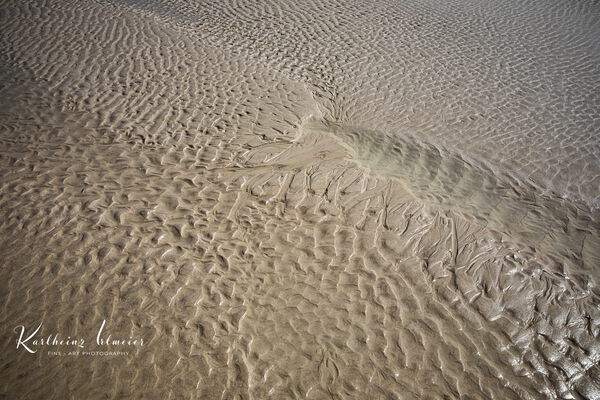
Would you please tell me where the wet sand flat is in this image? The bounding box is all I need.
[1,0,599,399]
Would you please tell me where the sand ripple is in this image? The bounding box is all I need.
[1,0,599,399]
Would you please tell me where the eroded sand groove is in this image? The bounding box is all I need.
[301,117,600,267]
[0,0,599,399]
[130,0,600,208]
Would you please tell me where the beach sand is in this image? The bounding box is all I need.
[1,0,599,398]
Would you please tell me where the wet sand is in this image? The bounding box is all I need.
[1,0,599,399]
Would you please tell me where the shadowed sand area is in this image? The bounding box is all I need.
[1,0,599,399]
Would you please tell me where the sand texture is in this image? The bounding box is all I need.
[1,0,599,399]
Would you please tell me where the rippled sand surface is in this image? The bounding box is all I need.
[1,0,599,399]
